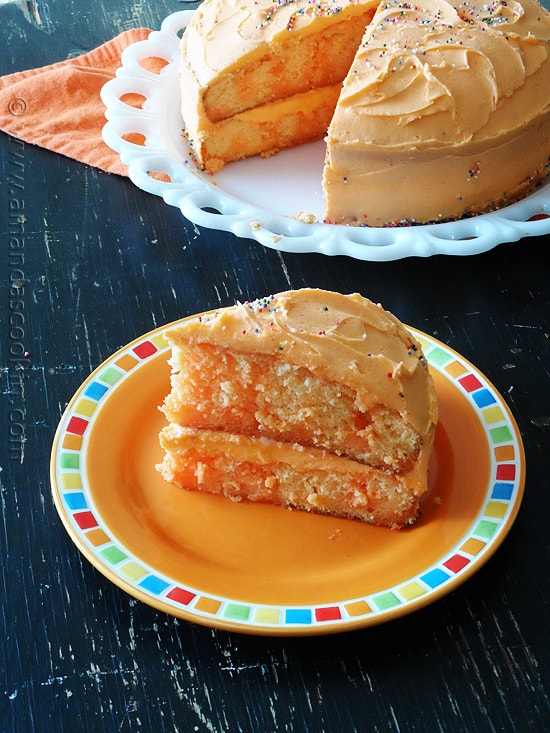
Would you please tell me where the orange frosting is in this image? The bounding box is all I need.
[324,0,550,224]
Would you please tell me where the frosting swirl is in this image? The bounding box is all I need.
[333,0,549,146]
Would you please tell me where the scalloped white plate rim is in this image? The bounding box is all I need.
[101,10,550,261]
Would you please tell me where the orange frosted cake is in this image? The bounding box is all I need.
[157,289,438,528]
[180,0,550,225]
[180,0,378,174]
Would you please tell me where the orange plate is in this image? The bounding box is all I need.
[50,321,525,635]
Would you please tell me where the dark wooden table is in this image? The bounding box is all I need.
[1,1,549,731]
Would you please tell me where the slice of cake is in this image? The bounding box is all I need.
[179,0,550,225]
[157,289,438,528]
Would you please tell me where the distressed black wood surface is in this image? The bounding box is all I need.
[1,1,550,731]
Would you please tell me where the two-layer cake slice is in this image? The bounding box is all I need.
[157,289,438,528]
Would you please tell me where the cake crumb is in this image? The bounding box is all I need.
[293,211,318,224]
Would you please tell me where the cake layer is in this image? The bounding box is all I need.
[163,343,423,473]
[202,13,373,123]
[181,0,378,103]
[163,290,437,436]
[186,85,341,174]
[158,424,429,528]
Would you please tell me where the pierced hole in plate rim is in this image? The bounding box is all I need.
[138,56,170,74]
[426,223,482,242]
[343,224,396,245]
[428,233,481,242]
[200,206,223,215]
[122,132,147,147]
[528,212,550,221]
[119,92,148,110]
[146,170,173,183]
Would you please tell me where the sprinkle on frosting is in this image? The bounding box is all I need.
[467,161,481,181]
[324,0,550,225]
[256,0,344,29]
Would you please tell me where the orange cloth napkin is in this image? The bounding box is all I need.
[0,28,152,176]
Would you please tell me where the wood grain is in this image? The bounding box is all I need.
[1,1,549,731]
